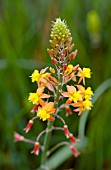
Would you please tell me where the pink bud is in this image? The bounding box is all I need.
[31,142,40,156]
[69,133,77,144]
[63,64,67,72]
[31,104,38,113]
[68,50,78,61]
[64,125,70,138]
[51,57,58,65]
[47,49,54,58]
[60,53,65,60]
[24,120,33,133]
[68,44,74,52]
[14,132,24,142]
[70,145,80,157]
[65,106,72,116]
[72,64,79,72]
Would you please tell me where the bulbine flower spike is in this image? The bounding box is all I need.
[14,17,93,166]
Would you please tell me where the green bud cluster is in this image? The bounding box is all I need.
[50,18,72,47]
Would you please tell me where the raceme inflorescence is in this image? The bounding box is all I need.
[14,18,93,166]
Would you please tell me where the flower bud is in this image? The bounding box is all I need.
[50,18,72,47]
[72,64,79,72]
[63,64,67,72]
[65,106,72,116]
[47,49,55,58]
[69,145,80,157]
[51,57,58,65]
[68,44,74,52]
[68,50,78,61]
[49,40,56,48]
[69,133,77,144]
[14,132,24,142]
[24,120,34,133]
[60,53,65,60]
[31,142,40,156]
[31,104,38,113]
[64,124,70,138]
[49,67,55,74]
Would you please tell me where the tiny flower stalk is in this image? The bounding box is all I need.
[14,18,93,169]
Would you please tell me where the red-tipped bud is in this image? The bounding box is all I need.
[48,75,57,83]
[72,64,79,72]
[47,49,54,58]
[60,53,65,60]
[65,106,72,116]
[63,64,67,72]
[31,104,38,113]
[68,50,78,61]
[14,132,24,142]
[24,120,34,133]
[31,142,40,156]
[51,57,58,65]
[70,145,80,157]
[68,44,74,52]
[64,125,70,138]
[69,133,77,144]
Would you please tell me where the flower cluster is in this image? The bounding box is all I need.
[14,18,93,160]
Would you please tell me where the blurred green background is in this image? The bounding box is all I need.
[0,0,111,170]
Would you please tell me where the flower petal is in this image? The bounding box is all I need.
[66,98,72,104]
[40,67,48,74]
[39,98,45,106]
[62,92,71,97]
[44,102,54,111]
[48,108,56,114]
[66,85,76,94]
[37,87,45,96]
[40,93,50,98]
[72,101,82,107]
[46,83,54,92]
[48,116,54,121]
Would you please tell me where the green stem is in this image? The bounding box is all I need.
[40,67,63,169]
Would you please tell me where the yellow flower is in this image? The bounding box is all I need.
[37,109,50,121]
[77,85,93,100]
[31,70,40,82]
[69,91,81,103]
[28,87,50,105]
[78,67,91,84]
[62,85,82,104]
[30,67,50,83]
[82,100,92,110]
[37,102,56,121]
[28,93,39,104]
[84,87,93,100]
[72,99,92,115]
[64,64,73,75]
[49,67,55,74]
[82,68,91,78]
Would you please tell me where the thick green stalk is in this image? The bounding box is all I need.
[40,67,63,169]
